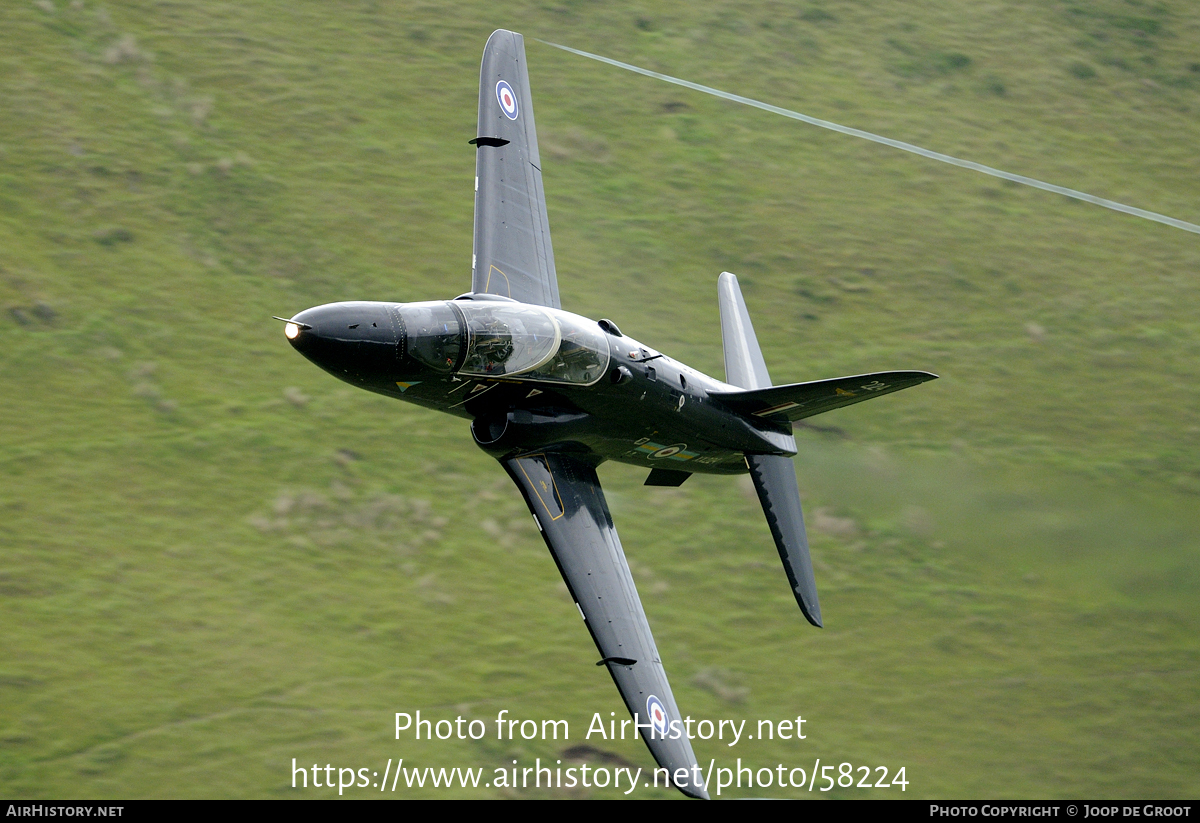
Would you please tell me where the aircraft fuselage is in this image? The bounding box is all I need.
[286,296,796,475]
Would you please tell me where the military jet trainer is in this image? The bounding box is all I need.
[279,29,936,799]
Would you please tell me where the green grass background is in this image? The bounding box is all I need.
[2,0,1198,799]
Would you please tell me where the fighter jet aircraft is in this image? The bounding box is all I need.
[279,29,936,799]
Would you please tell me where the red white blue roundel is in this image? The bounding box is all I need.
[496,80,518,120]
[646,695,669,738]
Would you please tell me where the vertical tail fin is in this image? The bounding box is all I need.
[718,272,823,627]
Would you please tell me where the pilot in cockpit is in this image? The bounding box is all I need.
[470,318,514,373]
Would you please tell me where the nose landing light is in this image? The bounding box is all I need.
[272,316,313,340]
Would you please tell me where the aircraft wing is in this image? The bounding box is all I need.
[471,30,561,309]
[709,370,938,423]
[502,451,709,799]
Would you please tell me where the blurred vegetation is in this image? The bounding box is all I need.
[1,0,1197,799]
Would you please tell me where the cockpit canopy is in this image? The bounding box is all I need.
[399,301,611,386]
[459,302,560,377]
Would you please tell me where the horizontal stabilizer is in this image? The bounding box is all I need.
[746,454,822,627]
[717,272,771,390]
[710,371,937,423]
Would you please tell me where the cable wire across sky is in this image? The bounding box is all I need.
[540,40,1200,236]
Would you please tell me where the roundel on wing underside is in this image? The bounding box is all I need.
[496,80,518,120]
[646,695,669,738]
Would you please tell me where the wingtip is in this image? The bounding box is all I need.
[800,595,823,628]
[488,28,523,43]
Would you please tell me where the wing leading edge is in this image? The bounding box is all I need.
[502,451,709,799]
[471,30,560,308]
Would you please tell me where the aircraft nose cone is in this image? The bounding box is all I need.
[284,301,399,385]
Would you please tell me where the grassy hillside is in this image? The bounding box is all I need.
[1,0,1197,798]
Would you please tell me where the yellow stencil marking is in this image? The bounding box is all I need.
[517,454,565,521]
[484,265,512,298]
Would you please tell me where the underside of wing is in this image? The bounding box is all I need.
[502,450,708,799]
[471,30,560,309]
[710,370,938,423]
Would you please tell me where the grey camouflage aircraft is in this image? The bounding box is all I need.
[279,29,936,799]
